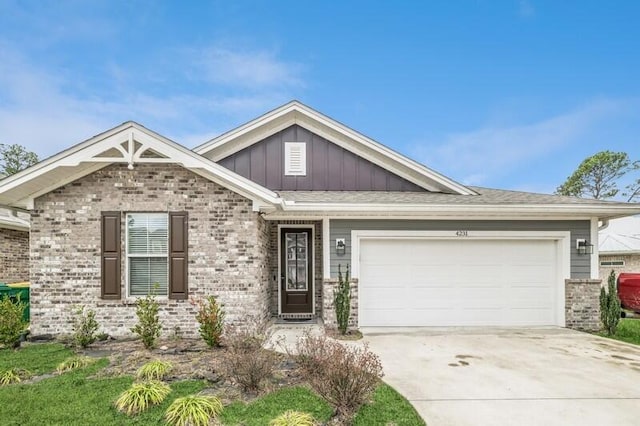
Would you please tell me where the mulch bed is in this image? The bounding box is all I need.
[78,337,305,403]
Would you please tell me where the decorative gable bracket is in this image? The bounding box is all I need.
[56,127,205,170]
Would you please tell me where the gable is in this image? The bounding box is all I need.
[196,101,477,195]
[0,122,281,210]
[218,125,425,192]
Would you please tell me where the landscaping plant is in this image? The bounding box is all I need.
[296,333,384,419]
[192,295,225,348]
[56,355,95,373]
[131,293,162,349]
[221,322,279,393]
[600,270,622,336]
[270,410,315,426]
[0,294,28,349]
[165,394,224,426]
[0,368,31,386]
[137,359,173,381]
[114,380,171,416]
[71,305,100,348]
[334,264,351,335]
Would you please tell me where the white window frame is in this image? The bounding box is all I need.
[125,212,169,298]
[284,142,307,176]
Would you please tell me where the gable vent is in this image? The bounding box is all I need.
[284,142,307,176]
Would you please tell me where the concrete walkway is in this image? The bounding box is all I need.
[362,327,640,426]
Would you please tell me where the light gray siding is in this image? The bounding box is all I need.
[330,219,591,279]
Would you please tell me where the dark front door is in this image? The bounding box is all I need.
[280,228,313,314]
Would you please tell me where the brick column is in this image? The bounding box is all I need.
[322,278,358,328]
[565,279,601,331]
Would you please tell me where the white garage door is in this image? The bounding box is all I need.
[359,238,560,327]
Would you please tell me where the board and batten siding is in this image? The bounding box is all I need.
[217,125,425,192]
[329,219,591,279]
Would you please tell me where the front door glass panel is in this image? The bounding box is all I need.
[285,232,308,291]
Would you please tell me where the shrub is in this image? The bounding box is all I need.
[334,264,351,335]
[71,305,100,348]
[295,333,383,418]
[131,293,162,349]
[165,394,224,426]
[601,270,622,336]
[192,295,225,348]
[56,355,95,373]
[114,380,171,416]
[270,410,315,426]
[0,294,28,349]
[0,368,31,386]
[137,359,173,381]
[220,323,278,393]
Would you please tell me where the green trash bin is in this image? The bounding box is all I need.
[0,284,30,323]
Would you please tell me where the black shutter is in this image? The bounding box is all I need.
[101,212,121,299]
[169,212,188,300]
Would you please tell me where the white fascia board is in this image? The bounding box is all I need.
[0,219,29,231]
[195,101,476,196]
[599,250,640,256]
[275,201,640,218]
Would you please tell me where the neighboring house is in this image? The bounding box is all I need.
[0,208,29,283]
[0,101,639,336]
[598,215,640,280]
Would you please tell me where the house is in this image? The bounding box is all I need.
[0,101,638,336]
[598,215,640,280]
[0,208,30,283]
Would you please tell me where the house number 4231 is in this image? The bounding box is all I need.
[456,230,469,237]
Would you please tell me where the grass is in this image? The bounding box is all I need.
[353,383,425,425]
[0,343,73,374]
[221,386,333,425]
[0,343,425,425]
[0,357,205,426]
[602,318,640,345]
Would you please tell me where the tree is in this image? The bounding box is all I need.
[555,151,633,199]
[0,143,39,177]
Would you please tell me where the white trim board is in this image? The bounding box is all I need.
[350,229,571,327]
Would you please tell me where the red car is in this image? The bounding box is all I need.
[617,273,640,313]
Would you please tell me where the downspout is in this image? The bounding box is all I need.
[598,219,610,231]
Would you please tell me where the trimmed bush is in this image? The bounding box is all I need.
[131,293,162,349]
[71,305,100,348]
[0,294,28,349]
[165,394,224,426]
[296,333,383,418]
[601,270,622,336]
[270,410,315,426]
[114,380,171,416]
[137,359,173,381]
[192,295,225,348]
[220,324,278,393]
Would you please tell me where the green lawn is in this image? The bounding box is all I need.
[602,318,640,345]
[0,343,425,425]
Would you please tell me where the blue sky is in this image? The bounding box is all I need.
[1,0,639,194]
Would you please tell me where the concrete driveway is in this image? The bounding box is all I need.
[363,327,640,426]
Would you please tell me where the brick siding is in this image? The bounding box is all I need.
[30,163,269,337]
[0,228,29,283]
[565,278,601,331]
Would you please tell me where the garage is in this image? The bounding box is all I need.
[357,232,567,327]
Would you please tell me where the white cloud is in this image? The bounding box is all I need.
[413,99,626,186]
[518,0,535,18]
[192,46,304,89]
[0,42,305,157]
